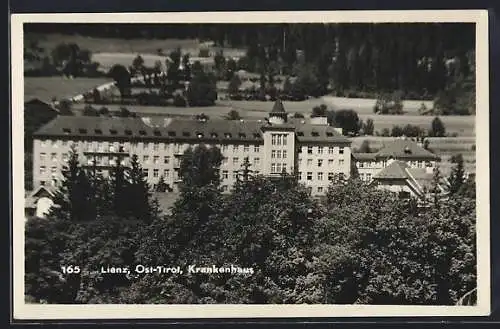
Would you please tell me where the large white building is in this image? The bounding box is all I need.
[31,100,352,196]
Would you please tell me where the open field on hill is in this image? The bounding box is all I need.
[24,77,113,103]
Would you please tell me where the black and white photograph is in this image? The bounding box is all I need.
[11,11,490,319]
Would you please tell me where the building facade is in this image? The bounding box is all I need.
[32,100,352,196]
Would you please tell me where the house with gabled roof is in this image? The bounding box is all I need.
[352,138,441,183]
[25,185,57,220]
[369,159,447,201]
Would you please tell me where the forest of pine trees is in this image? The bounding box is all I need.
[25,23,476,113]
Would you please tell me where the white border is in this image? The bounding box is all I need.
[11,10,490,320]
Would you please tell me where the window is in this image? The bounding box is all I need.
[298,158,302,165]
[163,169,170,178]
[271,150,276,159]
[298,172,302,180]
[52,140,58,148]
[143,169,149,177]
[339,159,344,166]
[282,135,287,146]
[51,153,57,161]
[282,163,287,172]
[328,172,334,181]
[222,145,228,152]
[272,134,277,145]
[41,140,47,147]
[164,156,170,164]
[244,145,249,152]
[254,145,260,153]
[307,187,312,195]
[328,146,334,154]
[233,171,239,179]
[153,169,159,178]
[153,156,159,164]
[339,147,344,154]
[307,159,312,166]
[164,143,170,151]
[153,143,159,151]
[399,191,411,199]
[223,157,228,165]
[174,144,181,153]
[62,153,68,162]
[222,185,228,192]
[50,166,57,174]
[98,143,104,152]
[318,159,323,167]
[143,155,149,164]
[277,150,282,159]
[366,173,372,181]
[417,161,423,168]
[233,157,239,165]
[154,130,161,137]
[254,157,260,166]
[318,172,323,180]
[317,186,323,193]
[125,129,133,136]
[62,140,68,147]
[307,146,313,154]
[283,150,287,159]
[39,166,46,174]
[328,159,334,166]
[360,173,365,181]
[276,163,282,173]
[307,172,313,180]
[426,161,432,167]
[40,153,46,161]
[222,170,228,179]
[233,145,239,152]
[271,163,276,173]
[318,147,324,155]
[359,162,364,168]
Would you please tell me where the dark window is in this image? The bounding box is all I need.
[153,130,161,136]
[326,132,333,137]
[183,131,190,137]
[253,133,260,139]
[399,191,411,199]
[297,131,304,136]
[95,129,102,135]
[110,129,117,135]
[211,133,218,138]
[125,129,132,136]
[79,128,87,134]
[225,133,232,138]
[139,130,146,136]
[239,133,246,138]
[63,128,71,134]
[312,131,319,137]
[168,131,176,137]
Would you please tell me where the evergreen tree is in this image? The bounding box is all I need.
[109,159,129,216]
[429,116,446,137]
[448,154,466,195]
[123,154,152,222]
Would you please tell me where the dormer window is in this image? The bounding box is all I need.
[297,131,304,136]
[139,130,146,136]
[326,132,333,137]
[168,131,176,137]
[197,132,204,138]
[95,129,103,135]
[63,128,71,134]
[153,130,161,136]
[183,131,190,137]
[311,131,319,137]
[253,133,260,139]
[239,133,246,139]
[79,128,87,134]
[125,129,132,136]
[211,133,218,138]
[110,129,117,135]
[225,133,232,139]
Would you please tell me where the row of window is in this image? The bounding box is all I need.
[359,173,373,181]
[299,158,345,167]
[271,150,287,159]
[298,172,345,181]
[270,163,290,174]
[357,160,433,168]
[39,152,69,162]
[222,157,261,166]
[271,133,288,146]
[299,146,344,155]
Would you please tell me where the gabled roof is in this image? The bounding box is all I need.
[373,160,410,179]
[375,139,440,160]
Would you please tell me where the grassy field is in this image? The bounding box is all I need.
[24,76,113,103]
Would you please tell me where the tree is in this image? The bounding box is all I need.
[429,116,446,137]
[225,109,242,120]
[122,154,153,222]
[380,128,390,137]
[311,104,328,118]
[108,64,131,98]
[186,69,218,106]
[363,118,375,135]
[358,140,371,153]
[155,175,168,192]
[179,144,223,189]
[391,125,404,137]
[56,99,73,115]
[448,154,466,195]
[82,105,99,116]
[228,74,242,96]
[132,55,145,71]
[293,112,305,119]
[333,109,361,136]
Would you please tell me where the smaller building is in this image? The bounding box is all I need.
[25,185,56,220]
[370,159,447,201]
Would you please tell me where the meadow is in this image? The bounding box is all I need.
[24,76,113,103]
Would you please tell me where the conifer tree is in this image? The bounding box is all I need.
[448,154,466,195]
[124,154,152,222]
